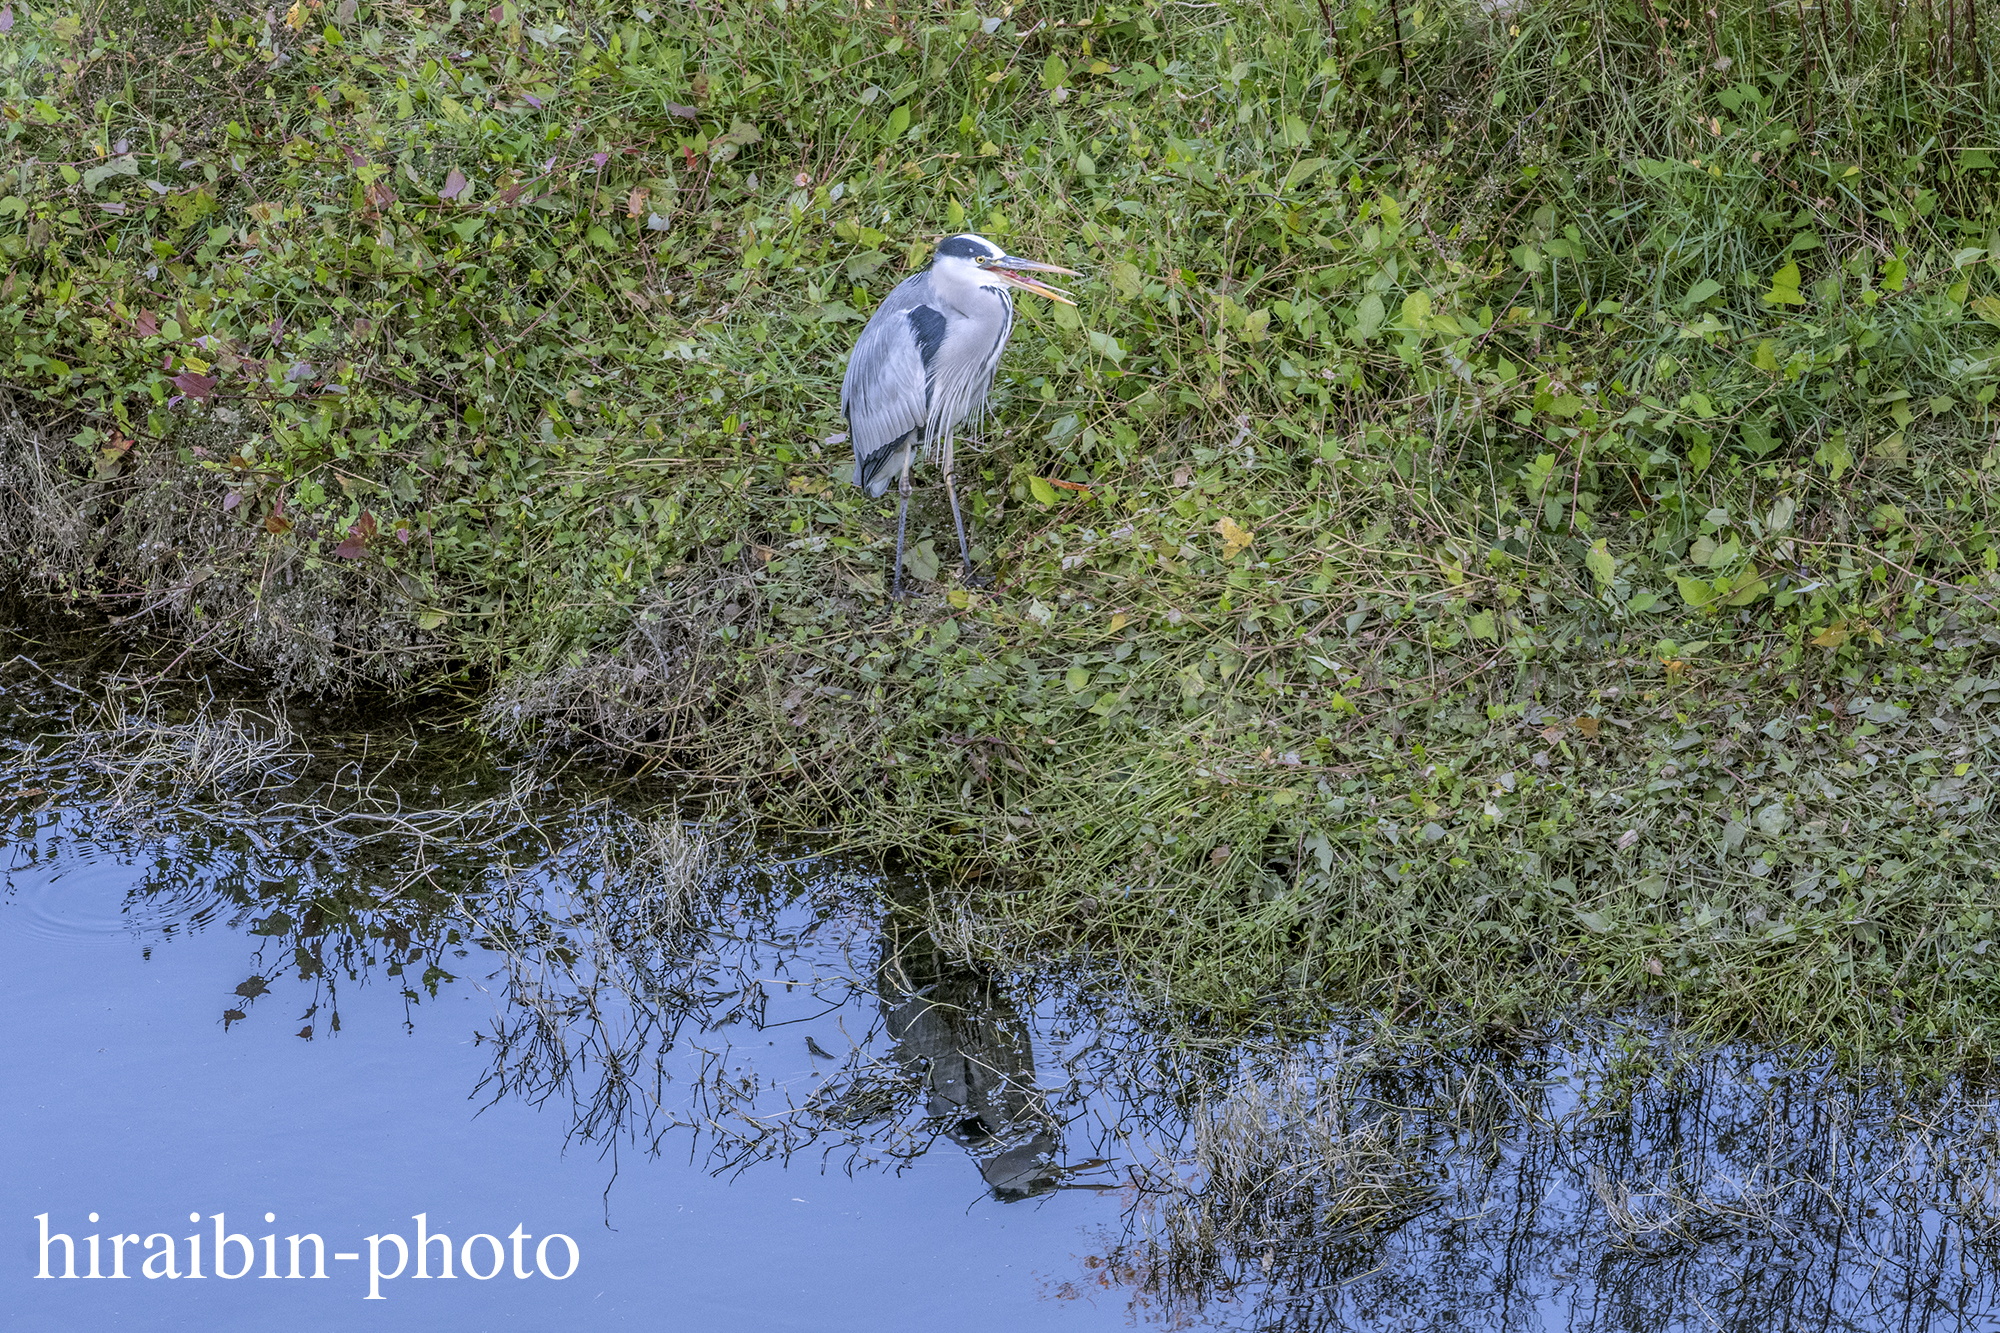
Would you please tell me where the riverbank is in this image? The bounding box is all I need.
[5,0,2000,1059]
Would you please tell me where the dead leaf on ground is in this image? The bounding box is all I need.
[1216,516,1253,559]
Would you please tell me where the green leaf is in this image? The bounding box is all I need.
[1041,53,1068,90]
[1585,539,1616,589]
[1086,330,1125,362]
[1723,568,1770,606]
[904,537,940,583]
[1765,262,1806,305]
[586,224,615,249]
[81,156,139,192]
[1282,158,1328,191]
[887,103,910,136]
[1399,289,1432,330]
[1467,609,1497,641]
[1753,339,1780,372]
[1353,293,1384,341]
[1682,277,1723,307]
[1815,431,1852,480]
[1677,575,1722,610]
[1066,666,1091,692]
[1029,475,1058,506]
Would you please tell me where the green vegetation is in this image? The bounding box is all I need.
[6,0,2000,1060]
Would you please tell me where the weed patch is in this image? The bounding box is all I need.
[6,0,2000,1056]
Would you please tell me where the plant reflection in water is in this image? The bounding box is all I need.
[4,647,2000,1330]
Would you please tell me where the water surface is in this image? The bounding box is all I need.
[5,642,2000,1332]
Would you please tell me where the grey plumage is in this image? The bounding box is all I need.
[839,233,1077,598]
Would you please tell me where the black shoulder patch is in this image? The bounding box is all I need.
[934,234,992,261]
[907,305,948,371]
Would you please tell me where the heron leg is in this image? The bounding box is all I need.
[891,449,914,601]
[940,440,992,588]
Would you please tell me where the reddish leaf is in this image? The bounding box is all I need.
[171,370,218,401]
[134,309,159,338]
[664,102,697,120]
[487,3,502,18]
[364,180,396,210]
[490,182,527,208]
[0,8,13,34]
[682,146,698,172]
[626,186,648,218]
[222,490,242,512]
[264,514,292,535]
[522,93,543,109]
[343,145,367,169]
[333,510,377,559]
[94,436,135,480]
[440,168,468,200]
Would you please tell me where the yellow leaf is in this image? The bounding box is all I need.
[1812,622,1850,649]
[1216,516,1253,559]
[1108,612,1128,634]
[285,0,308,30]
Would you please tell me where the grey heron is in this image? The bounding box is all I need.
[841,232,1079,599]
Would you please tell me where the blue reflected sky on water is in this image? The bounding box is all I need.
[6,647,2000,1333]
[2,830,1138,1332]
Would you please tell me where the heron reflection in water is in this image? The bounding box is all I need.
[877,919,1061,1200]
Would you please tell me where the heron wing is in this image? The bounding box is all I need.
[842,278,935,496]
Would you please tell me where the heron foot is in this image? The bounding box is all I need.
[959,567,995,589]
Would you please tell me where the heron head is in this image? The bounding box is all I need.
[933,233,1079,306]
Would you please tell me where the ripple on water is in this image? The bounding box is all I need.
[2,850,233,947]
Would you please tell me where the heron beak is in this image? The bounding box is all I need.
[980,255,1080,306]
